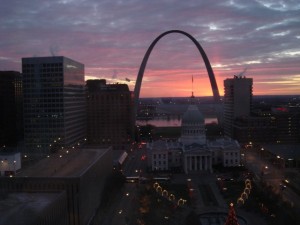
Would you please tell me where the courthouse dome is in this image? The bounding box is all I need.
[182,105,204,124]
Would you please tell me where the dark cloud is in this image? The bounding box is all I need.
[0,0,299,96]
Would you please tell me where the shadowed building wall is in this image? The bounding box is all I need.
[0,147,112,225]
[86,79,134,150]
[223,76,253,138]
[0,71,23,147]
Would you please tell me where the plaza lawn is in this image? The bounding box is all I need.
[219,179,300,225]
[198,184,219,207]
[218,180,245,205]
[136,184,190,225]
[159,183,191,204]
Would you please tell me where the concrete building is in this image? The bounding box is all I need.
[231,106,300,144]
[22,56,86,154]
[86,79,134,150]
[0,192,68,225]
[233,116,277,144]
[146,103,241,174]
[223,76,253,138]
[0,147,112,225]
[0,71,23,147]
[223,76,300,144]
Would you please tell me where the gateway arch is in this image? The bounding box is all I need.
[134,30,221,121]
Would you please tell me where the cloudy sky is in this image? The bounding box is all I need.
[1,0,299,97]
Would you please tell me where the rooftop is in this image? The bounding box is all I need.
[0,192,63,225]
[262,144,300,159]
[182,105,204,124]
[18,148,110,177]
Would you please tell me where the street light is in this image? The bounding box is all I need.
[13,160,16,174]
[260,147,265,158]
[284,179,289,184]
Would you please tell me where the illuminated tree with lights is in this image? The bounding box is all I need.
[224,203,240,225]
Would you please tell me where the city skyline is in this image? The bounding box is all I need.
[0,0,299,97]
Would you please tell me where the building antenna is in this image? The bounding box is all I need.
[191,75,195,98]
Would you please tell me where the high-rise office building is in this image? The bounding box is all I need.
[272,106,300,144]
[86,79,134,150]
[223,76,253,138]
[0,71,23,147]
[22,56,86,154]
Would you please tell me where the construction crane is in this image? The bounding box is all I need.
[234,68,247,78]
[238,68,247,76]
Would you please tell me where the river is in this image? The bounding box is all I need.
[136,117,217,127]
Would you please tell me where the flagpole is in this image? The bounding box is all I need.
[192,75,194,98]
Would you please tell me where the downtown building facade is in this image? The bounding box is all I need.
[147,104,241,174]
[223,76,300,144]
[86,79,134,150]
[232,116,277,143]
[0,147,112,225]
[223,75,280,144]
[0,71,23,148]
[22,56,86,154]
[223,75,253,138]
[271,106,300,144]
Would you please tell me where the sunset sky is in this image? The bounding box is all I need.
[0,0,299,97]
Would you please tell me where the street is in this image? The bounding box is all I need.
[123,143,147,177]
[243,147,300,213]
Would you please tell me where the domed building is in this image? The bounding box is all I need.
[180,105,206,145]
[146,102,241,174]
[179,104,213,173]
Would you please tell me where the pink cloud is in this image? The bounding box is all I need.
[1,0,300,97]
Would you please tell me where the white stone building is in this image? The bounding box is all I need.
[147,140,182,171]
[146,103,241,174]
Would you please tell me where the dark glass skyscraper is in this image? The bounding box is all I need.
[0,71,23,147]
[22,56,86,154]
